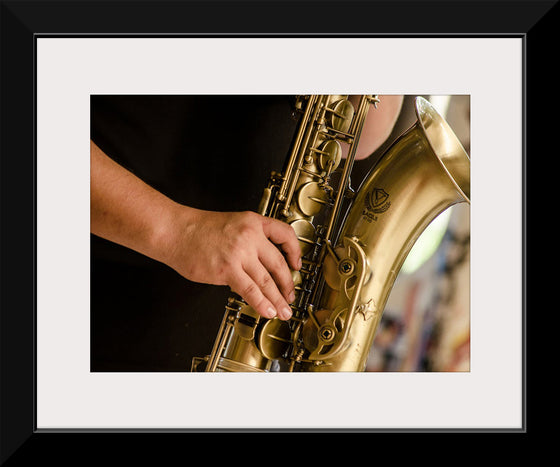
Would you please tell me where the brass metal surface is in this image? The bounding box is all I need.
[193,95,470,373]
[297,182,330,217]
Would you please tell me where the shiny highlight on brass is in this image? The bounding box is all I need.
[192,95,470,372]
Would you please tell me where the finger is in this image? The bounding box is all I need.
[262,218,302,271]
[244,261,293,321]
[229,269,277,320]
[258,243,296,304]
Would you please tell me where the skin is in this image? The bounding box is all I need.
[351,95,403,160]
[90,95,403,322]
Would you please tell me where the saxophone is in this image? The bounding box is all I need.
[192,95,470,372]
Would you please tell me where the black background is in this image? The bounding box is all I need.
[1,0,552,463]
[90,94,299,371]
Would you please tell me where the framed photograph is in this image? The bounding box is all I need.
[1,0,548,461]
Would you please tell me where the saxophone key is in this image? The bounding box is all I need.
[297,182,330,217]
[315,140,342,173]
[326,98,355,133]
[289,218,316,257]
[256,318,293,360]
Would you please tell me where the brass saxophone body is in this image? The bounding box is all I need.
[193,95,470,372]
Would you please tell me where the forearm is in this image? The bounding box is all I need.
[90,140,188,264]
[350,95,404,160]
[90,139,300,320]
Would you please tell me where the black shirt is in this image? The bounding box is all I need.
[90,95,298,371]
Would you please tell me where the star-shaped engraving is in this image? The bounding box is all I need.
[356,299,377,321]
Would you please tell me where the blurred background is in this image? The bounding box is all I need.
[353,95,471,372]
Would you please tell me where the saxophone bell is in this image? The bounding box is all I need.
[194,95,470,373]
[300,96,470,371]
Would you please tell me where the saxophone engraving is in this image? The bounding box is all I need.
[192,95,470,372]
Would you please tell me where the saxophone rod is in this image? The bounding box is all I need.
[324,96,372,242]
[278,95,319,203]
[205,307,236,371]
[280,95,327,212]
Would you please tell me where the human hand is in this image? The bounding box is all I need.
[161,208,302,321]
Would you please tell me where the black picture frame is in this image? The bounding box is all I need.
[1,0,552,462]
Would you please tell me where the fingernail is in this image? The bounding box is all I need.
[288,291,295,303]
[267,307,277,319]
[298,258,302,270]
[282,307,292,320]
